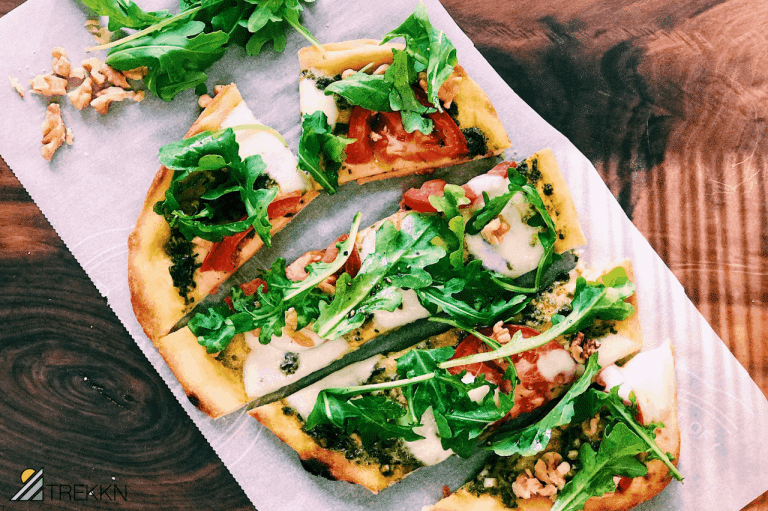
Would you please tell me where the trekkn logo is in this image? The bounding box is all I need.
[10,468,43,501]
[8,467,128,503]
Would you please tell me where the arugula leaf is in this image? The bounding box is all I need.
[575,387,683,481]
[80,0,170,30]
[105,21,228,100]
[297,111,355,194]
[305,393,423,448]
[441,268,636,368]
[429,184,469,270]
[153,128,278,244]
[386,49,435,133]
[86,0,320,100]
[487,354,601,456]
[323,73,391,112]
[551,423,651,511]
[313,213,446,339]
[381,1,457,109]
[188,213,362,351]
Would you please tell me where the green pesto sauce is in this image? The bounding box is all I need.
[164,226,200,305]
[466,414,608,507]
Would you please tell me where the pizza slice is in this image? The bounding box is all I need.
[296,4,512,191]
[247,260,648,493]
[428,339,680,511]
[152,149,586,418]
[128,84,320,343]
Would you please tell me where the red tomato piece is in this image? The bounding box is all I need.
[224,278,268,310]
[267,192,304,219]
[200,227,252,273]
[321,234,362,278]
[344,102,468,165]
[487,160,517,178]
[401,179,479,213]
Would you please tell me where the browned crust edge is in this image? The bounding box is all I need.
[299,40,512,185]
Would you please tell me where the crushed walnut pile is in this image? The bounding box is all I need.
[511,452,572,500]
[10,46,148,161]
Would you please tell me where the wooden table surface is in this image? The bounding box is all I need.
[1,0,766,509]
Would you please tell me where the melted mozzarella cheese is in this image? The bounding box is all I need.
[358,228,377,262]
[372,289,431,330]
[300,78,339,129]
[461,374,491,403]
[596,333,641,368]
[403,408,454,466]
[285,356,382,419]
[536,349,576,382]
[219,101,311,194]
[242,333,350,399]
[613,340,676,424]
[464,175,544,278]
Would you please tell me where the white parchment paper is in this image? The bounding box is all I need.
[1,0,767,509]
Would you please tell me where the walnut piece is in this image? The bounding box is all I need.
[67,77,93,110]
[491,321,511,344]
[569,332,601,363]
[121,66,148,80]
[100,65,130,89]
[418,65,463,109]
[511,470,544,499]
[480,217,511,245]
[81,57,106,85]
[85,18,113,45]
[9,76,24,98]
[51,47,71,78]
[29,74,67,96]
[91,87,136,114]
[69,67,87,80]
[41,103,66,161]
[534,452,570,490]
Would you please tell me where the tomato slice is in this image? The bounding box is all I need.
[345,107,375,164]
[345,103,468,165]
[200,227,253,273]
[268,192,304,219]
[321,234,362,278]
[487,160,517,178]
[401,179,478,213]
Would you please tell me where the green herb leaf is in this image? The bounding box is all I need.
[429,184,469,270]
[381,1,457,109]
[324,74,392,113]
[153,128,278,244]
[313,213,446,339]
[80,0,170,31]
[551,423,651,511]
[487,354,601,456]
[297,111,355,194]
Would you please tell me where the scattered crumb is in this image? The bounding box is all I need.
[213,84,226,95]
[29,74,67,96]
[41,103,66,161]
[51,47,71,78]
[133,90,145,102]
[65,128,74,145]
[9,76,24,97]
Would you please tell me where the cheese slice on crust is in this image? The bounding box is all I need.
[152,149,586,419]
[298,39,512,185]
[127,84,319,343]
[247,260,640,493]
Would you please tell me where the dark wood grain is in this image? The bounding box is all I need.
[0,0,766,510]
